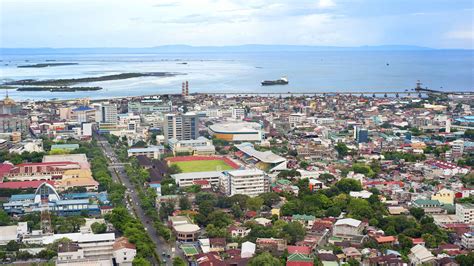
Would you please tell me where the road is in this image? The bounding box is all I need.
[95,135,176,266]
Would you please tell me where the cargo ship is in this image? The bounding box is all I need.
[261,76,288,86]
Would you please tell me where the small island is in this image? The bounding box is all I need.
[17,62,79,68]
[16,86,102,92]
[4,72,182,86]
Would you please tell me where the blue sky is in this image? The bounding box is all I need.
[1,0,473,48]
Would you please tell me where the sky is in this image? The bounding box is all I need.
[0,0,473,49]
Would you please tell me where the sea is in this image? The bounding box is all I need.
[0,50,473,100]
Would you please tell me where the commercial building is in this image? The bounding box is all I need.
[456,203,474,224]
[235,142,287,172]
[168,136,215,155]
[5,161,81,182]
[127,145,164,159]
[72,106,96,123]
[3,182,106,216]
[172,171,223,187]
[209,122,264,142]
[461,232,474,249]
[128,99,172,114]
[333,218,364,237]
[163,113,199,142]
[354,126,368,144]
[220,169,267,197]
[289,113,306,128]
[431,188,455,205]
[0,222,28,245]
[96,103,118,125]
[0,115,29,134]
[169,216,200,242]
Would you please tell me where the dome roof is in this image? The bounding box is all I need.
[2,96,16,105]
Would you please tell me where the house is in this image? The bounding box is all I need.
[349,190,373,199]
[333,218,363,237]
[241,241,256,258]
[255,217,272,226]
[375,236,397,245]
[292,214,316,230]
[286,253,313,266]
[288,246,312,255]
[368,254,404,265]
[431,188,455,205]
[209,238,226,252]
[316,253,339,266]
[113,237,137,266]
[408,244,435,265]
[228,225,251,238]
[256,238,287,252]
[342,247,361,262]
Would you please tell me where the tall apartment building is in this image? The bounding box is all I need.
[220,169,267,197]
[456,203,474,224]
[354,126,369,144]
[95,103,118,124]
[163,113,198,142]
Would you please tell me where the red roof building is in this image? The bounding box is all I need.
[0,180,55,189]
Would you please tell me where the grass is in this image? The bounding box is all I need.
[181,245,199,256]
[172,160,234,173]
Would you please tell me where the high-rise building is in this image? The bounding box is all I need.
[95,103,117,124]
[182,81,189,97]
[220,169,267,197]
[163,113,198,142]
[354,126,369,143]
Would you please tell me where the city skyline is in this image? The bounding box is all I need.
[1,0,473,49]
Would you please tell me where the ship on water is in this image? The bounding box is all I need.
[261,76,288,86]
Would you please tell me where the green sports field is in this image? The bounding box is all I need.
[172,160,234,173]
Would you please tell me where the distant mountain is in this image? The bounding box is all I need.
[0,44,440,55]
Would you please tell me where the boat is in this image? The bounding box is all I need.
[261,76,288,86]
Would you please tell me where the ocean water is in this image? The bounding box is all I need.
[0,50,472,100]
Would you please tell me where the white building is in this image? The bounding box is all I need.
[333,218,363,237]
[95,103,118,125]
[461,232,474,249]
[232,107,246,120]
[168,136,215,155]
[456,203,474,224]
[408,244,435,265]
[172,171,223,187]
[127,146,164,159]
[220,169,267,197]
[289,113,306,128]
[0,222,28,245]
[241,241,256,258]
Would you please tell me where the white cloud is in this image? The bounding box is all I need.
[317,0,336,8]
[446,30,473,40]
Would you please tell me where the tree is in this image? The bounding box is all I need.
[335,178,362,193]
[6,240,19,252]
[326,206,341,217]
[282,221,306,244]
[0,210,11,226]
[132,257,152,266]
[259,192,281,207]
[91,222,107,234]
[456,252,474,266]
[247,197,264,211]
[207,211,233,228]
[335,143,349,158]
[348,259,360,266]
[409,207,425,220]
[398,234,413,251]
[173,257,187,266]
[179,196,191,210]
[249,252,282,266]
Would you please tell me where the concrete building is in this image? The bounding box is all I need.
[172,171,223,187]
[456,203,474,224]
[163,113,199,142]
[127,99,172,114]
[96,103,118,125]
[408,245,435,265]
[127,146,164,159]
[333,218,364,237]
[209,122,264,142]
[220,169,267,197]
[0,222,28,245]
[169,216,200,242]
[168,136,215,155]
[235,142,287,172]
[461,232,474,249]
[431,188,455,205]
[232,107,246,120]
[289,113,306,128]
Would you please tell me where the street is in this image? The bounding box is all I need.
[95,135,177,266]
